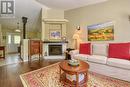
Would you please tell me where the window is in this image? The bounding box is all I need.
[14,35,20,44]
[8,35,11,44]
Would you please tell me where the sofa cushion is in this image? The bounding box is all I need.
[87,55,107,64]
[79,43,91,55]
[92,43,108,56]
[73,54,88,61]
[108,43,130,60]
[107,58,130,69]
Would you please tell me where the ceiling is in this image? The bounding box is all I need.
[0,0,108,32]
[0,0,46,31]
[36,0,108,10]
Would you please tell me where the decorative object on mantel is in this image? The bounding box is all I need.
[61,36,66,42]
[87,21,114,41]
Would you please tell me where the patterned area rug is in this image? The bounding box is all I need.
[20,62,130,87]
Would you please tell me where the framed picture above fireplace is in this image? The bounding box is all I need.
[49,29,61,40]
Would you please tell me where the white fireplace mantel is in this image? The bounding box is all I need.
[43,18,68,23]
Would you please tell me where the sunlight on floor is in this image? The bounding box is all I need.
[0,53,22,66]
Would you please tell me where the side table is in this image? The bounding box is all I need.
[0,46,5,59]
[59,60,89,87]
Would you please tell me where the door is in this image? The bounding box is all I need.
[6,33,21,54]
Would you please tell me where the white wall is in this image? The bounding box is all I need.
[65,0,130,47]
[21,39,29,61]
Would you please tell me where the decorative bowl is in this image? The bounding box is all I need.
[68,59,80,66]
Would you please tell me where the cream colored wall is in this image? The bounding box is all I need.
[27,31,40,39]
[41,8,67,41]
[1,29,40,45]
[43,23,66,41]
[0,24,2,45]
[42,8,64,19]
[65,0,130,47]
[1,29,20,45]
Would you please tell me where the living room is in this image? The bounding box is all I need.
[0,0,130,87]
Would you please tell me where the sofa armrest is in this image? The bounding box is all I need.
[69,50,79,59]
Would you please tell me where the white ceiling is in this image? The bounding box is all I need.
[0,0,108,32]
[36,0,108,10]
[0,0,47,31]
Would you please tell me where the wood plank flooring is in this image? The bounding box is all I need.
[0,59,63,87]
[0,54,22,66]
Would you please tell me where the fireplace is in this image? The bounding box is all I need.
[43,41,68,59]
[48,45,62,56]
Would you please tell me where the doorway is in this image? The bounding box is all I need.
[0,33,22,66]
[6,33,21,54]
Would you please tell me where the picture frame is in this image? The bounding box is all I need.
[49,29,61,40]
[87,21,114,41]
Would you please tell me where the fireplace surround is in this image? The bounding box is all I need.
[43,41,68,59]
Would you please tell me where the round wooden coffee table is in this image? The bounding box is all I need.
[59,60,89,87]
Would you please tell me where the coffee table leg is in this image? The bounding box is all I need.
[60,68,61,82]
[85,72,88,87]
[76,73,79,87]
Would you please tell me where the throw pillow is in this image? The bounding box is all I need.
[108,43,130,60]
[92,43,108,56]
[79,43,91,55]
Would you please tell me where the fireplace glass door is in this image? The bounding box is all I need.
[49,45,62,56]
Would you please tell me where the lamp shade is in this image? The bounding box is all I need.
[72,29,83,49]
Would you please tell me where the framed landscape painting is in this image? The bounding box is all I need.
[87,21,114,41]
[49,29,61,40]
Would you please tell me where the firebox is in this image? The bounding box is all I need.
[48,45,62,56]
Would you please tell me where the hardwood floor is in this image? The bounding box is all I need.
[0,54,22,67]
[0,59,63,87]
